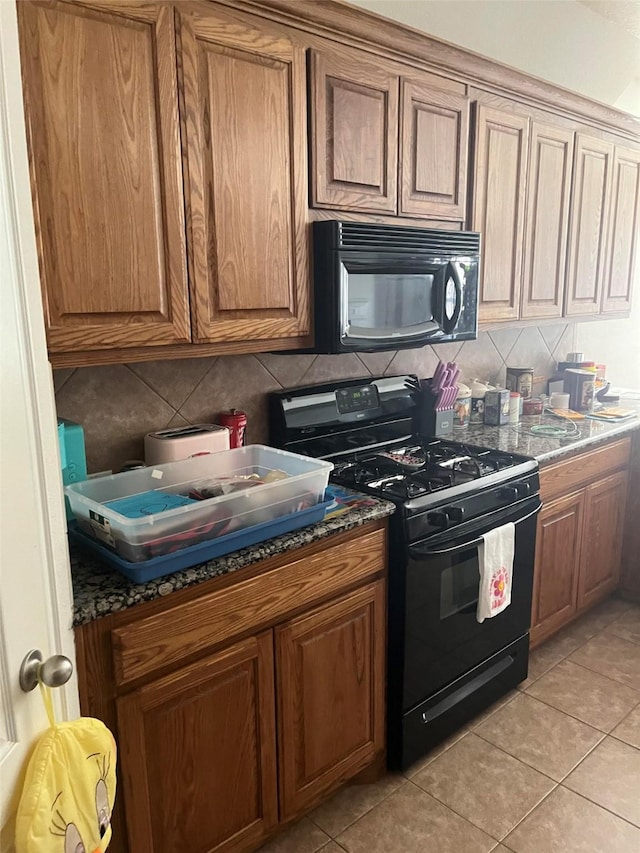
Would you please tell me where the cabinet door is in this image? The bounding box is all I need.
[472,105,529,322]
[577,471,628,611]
[18,0,190,352]
[276,580,385,821]
[521,123,574,320]
[180,3,310,345]
[602,146,640,314]
[400,79,469,220]
[565,134,613,317]
[117,633,277,853]
[530,492,583,647]
[310,49,399,213]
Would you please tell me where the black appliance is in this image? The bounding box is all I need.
[311,221,480,353]
[269,375,541,770]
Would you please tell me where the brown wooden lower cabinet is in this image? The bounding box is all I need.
[75,520,388,853]
[276,581,385,821]
[530,491,583,645]
[530,439,631,647]
[577,471,628,610]
[117,633,278,853]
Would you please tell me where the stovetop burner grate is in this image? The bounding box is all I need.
[330,438,527,503]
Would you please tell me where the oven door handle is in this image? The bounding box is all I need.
[411,500,542,557]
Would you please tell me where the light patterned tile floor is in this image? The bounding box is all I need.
[259,597,640,853]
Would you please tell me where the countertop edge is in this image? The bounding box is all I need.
[71,495,395,628]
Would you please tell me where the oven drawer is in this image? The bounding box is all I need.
[393,634,529,770]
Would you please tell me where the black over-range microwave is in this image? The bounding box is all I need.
[312,221,480,353]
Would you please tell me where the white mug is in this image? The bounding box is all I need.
[549,392,570,410]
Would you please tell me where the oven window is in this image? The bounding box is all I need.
[439,550,480,619]
[346,271,434,331]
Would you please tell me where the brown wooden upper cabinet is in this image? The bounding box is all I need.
[472,104,529,322]
[521,123,574,320]
[602,145,640,315]
[310,46,469,220]
[400,80,469,219]
[178,2,310,345]
[18,0,191,353]
[310,48,399,214]
[565,134,614,317]
[473,100,639,325]
[18,0,311,359]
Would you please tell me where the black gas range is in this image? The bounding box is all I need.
[269,375,541,769]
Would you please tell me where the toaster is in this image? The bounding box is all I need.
[144,424,230,465]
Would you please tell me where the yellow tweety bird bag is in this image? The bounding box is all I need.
[15,684,117,853]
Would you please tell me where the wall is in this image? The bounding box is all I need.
[54,324,573,473]
[351,0,640,388]
[350,0,640,114]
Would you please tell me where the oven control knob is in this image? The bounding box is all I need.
[427,511,449,529]
[445,506,464,523]
[499,486,519,500]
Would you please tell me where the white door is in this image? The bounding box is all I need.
[0,3,79,850]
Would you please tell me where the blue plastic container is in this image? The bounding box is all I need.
[68,497,333,584]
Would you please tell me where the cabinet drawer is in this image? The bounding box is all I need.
[112,527,386,687]
[540,438,631,502]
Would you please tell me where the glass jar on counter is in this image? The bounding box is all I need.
[522,396,543,423]
[454,382,471,429]
[509,392,521,425]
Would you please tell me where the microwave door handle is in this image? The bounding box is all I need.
[411,502,542,557]
[442,262,463,334]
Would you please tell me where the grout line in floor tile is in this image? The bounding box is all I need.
[523,620,631,689]
[402,727,471,779]
[561,654,640,691]
[520,675,640,734]
[561,657,640,696]
[544,731,616,790]
[324,841,348,852]
[498,783,561,845]
[405,779,504,844]
[557,779,640,831]
[411,764,562,844]
[609,699,640,742]
[472,719,607,786]
[603,627,640,648]
[469,691,521,731]
[471,729,560,784]
[308,776,410,840]
[609,730,640,750]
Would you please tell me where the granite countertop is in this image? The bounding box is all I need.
[459,395,640,465]
[71,488,395,627]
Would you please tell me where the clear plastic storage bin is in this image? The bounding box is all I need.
[65,445,333,562]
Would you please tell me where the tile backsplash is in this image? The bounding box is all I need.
[54,324,575,474]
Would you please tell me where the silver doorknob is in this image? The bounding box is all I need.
[19,649,73,692]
